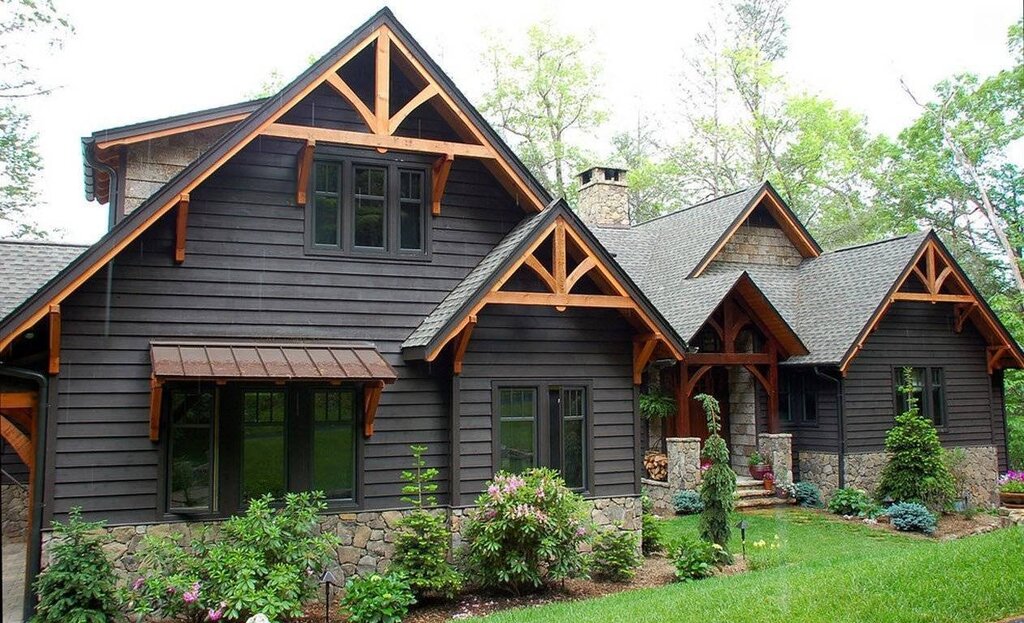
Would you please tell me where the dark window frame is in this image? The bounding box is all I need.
[160,382,364,521]
[164,384,219,516]
[490,380,594,494]
[305,146,433,261]
[778,371,818,427]
[893,366,947,428]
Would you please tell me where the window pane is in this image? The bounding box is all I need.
[354,166,386,249]
[561,388,586,490]
[896,367,925,415]
[356,166,386,196]
[242,390,286,501]
[315,162,339,193]
[400,170,422,201]
[802,388,817,423]
[400,203,422,250]
[779,377,792,422]
[168,388,214,511]
[312,389,356,500]
[931,368,945,426]
[314,194,340,246]
[498,388,536,474]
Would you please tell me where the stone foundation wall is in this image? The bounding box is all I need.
[42,496,643,580]
[728,367,757,473]
[797,451,840,499]
[842,451,887,495]
[641,479,673,515]
[1,483,28,543]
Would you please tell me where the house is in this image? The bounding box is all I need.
[0,8,1019,619]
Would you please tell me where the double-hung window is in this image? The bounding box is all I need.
[310,151,429,257]
[894,367,945,426]
[778,373,817,425]
[495,383,589,491]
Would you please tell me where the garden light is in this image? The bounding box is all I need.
[320,569,339,623]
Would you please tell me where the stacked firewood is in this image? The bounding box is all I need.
[644,451,668,481]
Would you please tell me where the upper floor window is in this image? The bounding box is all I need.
[779,373,817,425]
[310,154,429,258]
[894,366,945,427]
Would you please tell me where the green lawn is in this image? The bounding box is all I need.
[474,510,1024,623]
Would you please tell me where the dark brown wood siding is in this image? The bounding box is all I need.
[992,370,1007,472]
[51,129,524,523]
[842,301,999,452]
[456,304,636,506]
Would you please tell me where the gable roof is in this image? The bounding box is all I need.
[1,7,552,353]
[0,240,87,318]
[401,200,686,361]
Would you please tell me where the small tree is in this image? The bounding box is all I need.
[876,368,956,509]
[695,393,736,549]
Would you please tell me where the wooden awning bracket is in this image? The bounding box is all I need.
[452,315,477,374]
[174,193,190,264]
[432,153,454,216]
[0,414,33,469]
[149,375,164,441]
[633,336,659,385]
[296,139,315,206]
[48,304,61,375]
[364,380,386,437]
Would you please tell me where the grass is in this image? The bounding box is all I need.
[474,510,1024,623]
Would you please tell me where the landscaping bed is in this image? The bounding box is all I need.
[817,507,1008,539]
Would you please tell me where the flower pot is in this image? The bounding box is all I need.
[749,464,772,480]
[1000,491,1024,509]
[763,479,775,491]
[775,487,789,499]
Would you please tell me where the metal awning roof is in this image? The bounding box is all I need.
[150,341,397,382]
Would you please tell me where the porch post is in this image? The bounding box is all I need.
[758,432,793,485]
[667,437,702,491]
[676,363,690,437]
[768,342,780,433]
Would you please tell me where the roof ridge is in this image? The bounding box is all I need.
[633,185,759,228]
[0,239,89,248]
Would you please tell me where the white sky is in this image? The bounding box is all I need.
[18,0,1024,243]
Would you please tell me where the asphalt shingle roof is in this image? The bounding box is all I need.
[1,240,87,319]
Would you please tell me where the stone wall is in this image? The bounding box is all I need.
[797,451,840,499]
[642,479,673,515]
[842,451,888,497]
[577,180,629,227]
[1,483,28,543]
[758,433,793,485]
[728,367,757,473]
[42,496,643,580]
[712,224,803,267]
[666,437,702,492]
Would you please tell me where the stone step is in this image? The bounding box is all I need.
[736,477,763,487]
[735,488,774,499]
[736,496,796,510]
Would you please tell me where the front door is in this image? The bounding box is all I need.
[688,367,729,443]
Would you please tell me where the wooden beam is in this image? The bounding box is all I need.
[676,364,691,437]
[486,291,635,309]
[262,123,494,159]
[0,392,37,411]
[295,139,315,206]
[685,352,774,365]
[925,244,937,294]
[553,220,567,294]
[768,342,779,433]
[891,292,975,304]
[375,31,390,134]
[524,255,558,293]
[389,84,440,134]
[685,365,714,397]
[954,303,975,333]
[565,257,597,293]
[149,376,163,442]
[0,415,32,469]
[633,337,658,385]
[174,193,189,264]
[431,153,453,216]
[363,380,386,437]
[452,315,477,375]
[47,304,60,375]
[988,346,1009,375]
[934,266,954,294]
[324,73,376,131]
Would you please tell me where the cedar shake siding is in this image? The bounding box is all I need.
[843,300,1003,456]
[51,135,523,524]
[456,304,636,506]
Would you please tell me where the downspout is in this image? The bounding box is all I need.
[85,141,120,230]
[814,366,845,489]
[0,365,48,622]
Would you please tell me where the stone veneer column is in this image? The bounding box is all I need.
[667,437,702,492]
[728,367,757,473]
[758,433,793,485]
[1,483,28,542]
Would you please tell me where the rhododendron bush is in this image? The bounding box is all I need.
[462,468,592,594]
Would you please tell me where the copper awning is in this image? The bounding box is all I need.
[150,341,398,382]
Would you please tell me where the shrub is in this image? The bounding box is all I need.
[672,490,704,515]
[389,445,461,599]
[827,488,874,516]
[639,389,675,420]
[887,502,937,534]
[671,535,726,582]
[748,451,767,467]
[1008,415,1024,470]
[695,394,735,548]
[747,535,786,571]
[794,482,823,508]
[462,468,590,594]
[31,508,121,623]
[998,470,1024,493]
[340,573,416,623]
[876,368,956,510]
[641,510,665,555]
[128,528,214,623]
[592,526,642,582]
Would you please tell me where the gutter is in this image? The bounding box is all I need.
[0,365,48,622]
[814,366,845,488]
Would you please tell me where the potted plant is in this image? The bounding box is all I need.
[762,472,775,491]
[748,451,772,480]
[775,482,795,499]
[998,471,1024,508]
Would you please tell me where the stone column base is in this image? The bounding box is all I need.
[758,433,793,485]
[667,437,702,492]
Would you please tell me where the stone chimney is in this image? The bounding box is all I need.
[576,166,630,228]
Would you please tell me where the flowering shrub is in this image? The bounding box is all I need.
[591,525,642,582]
[671,535,727,582]
[340,573,415,623]
[998,470,1024,493]
[887,502,937,534]
[127,528,216,623]
[672,490,704,515]
[462,468,591,594]
[748,535,786,571]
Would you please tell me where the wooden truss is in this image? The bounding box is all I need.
[270,25,544,215]
[432,216,683,378]
[842,236,1024,374]
[0,391,38,522]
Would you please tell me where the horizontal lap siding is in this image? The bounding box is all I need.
[993,371,1007,471]
[457,305,636,506]
[843,301,996,452]
[53,134,521,524]
[763,368,841,452]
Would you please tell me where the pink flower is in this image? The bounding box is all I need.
[487,484,501,498]
[183,591,198,604]
[207,605,225,622]
[536,487,546,499]
[575,526,587,537]
[166,586,176,595]
[132,577,144,591]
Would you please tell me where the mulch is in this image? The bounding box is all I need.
[814,507,1006,540]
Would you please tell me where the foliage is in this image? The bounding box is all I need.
[1008,415,1024,471]
[672,490,705,515]
[639,388,676,420]
[480,22,605,203]
[671,535,727,582]
[391,445,461,599]
[130,492,338,622]
[591,525,642,582]
[876,369,956,510]
[793,482,823,508]
[694,393,736,547]
[747,451,767,467]
[747,534,786,571]
[998,471,1024,494]
[31,508,121,623]
[339,573,416,623]
[827,488,878,517]
[886,502,938,535]
[610,116,686,223]
[640,494,665,555]
[462,469,591,594]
